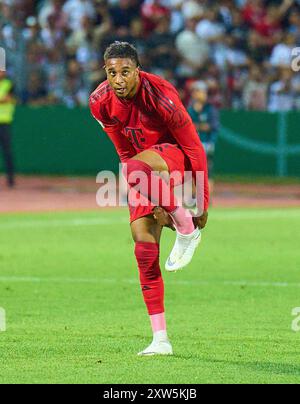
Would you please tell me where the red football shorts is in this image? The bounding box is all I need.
[127,143,189,223]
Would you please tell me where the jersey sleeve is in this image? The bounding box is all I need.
[89,97,136,164]
[157,90,209,212]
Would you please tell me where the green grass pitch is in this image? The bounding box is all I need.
[0,207,300,384]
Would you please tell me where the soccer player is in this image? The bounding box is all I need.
[89,42,209,356]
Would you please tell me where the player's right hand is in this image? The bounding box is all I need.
[153,207,175,231]
[193,210,208,229]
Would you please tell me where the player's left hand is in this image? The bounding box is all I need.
[153,207,175,231]
[193,210,208,229]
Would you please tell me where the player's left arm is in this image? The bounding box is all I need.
[163,104,210,228]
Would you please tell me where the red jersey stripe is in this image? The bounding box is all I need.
[143,80,175,114]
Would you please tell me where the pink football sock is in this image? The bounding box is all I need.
[150,312,166,333]
[170,206,195,235]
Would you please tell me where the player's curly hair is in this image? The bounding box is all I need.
[104,42,141,67]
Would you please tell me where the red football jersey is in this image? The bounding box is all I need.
[89,70,209,210]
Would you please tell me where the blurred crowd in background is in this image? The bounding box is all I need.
[1,0,300,111]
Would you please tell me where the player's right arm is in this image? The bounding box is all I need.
[89,93,136,163]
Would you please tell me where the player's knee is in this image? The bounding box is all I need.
[132,230,153,243]
[123,159,143,175]
[123,159,152,182]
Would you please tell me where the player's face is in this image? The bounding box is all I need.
[105,58,140,99]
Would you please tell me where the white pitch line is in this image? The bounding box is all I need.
[0,276,299,288]
[213,210,300,220]
[0,217,129,229]
[0,209,300,230]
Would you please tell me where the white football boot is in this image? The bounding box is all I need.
[138,340,173,356]
[138,331,173,356]
[165,227,201,272]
